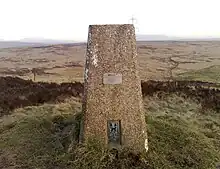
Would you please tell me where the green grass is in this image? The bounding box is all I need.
[176,65,220,84]
[144,94,220,168]
[1,95,220,169]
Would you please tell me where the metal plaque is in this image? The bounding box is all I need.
[107,120,121,146]
[103,73,122,84]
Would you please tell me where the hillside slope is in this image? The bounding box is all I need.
[1,93,220,169]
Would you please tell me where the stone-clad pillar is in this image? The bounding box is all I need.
[80,24,148,153]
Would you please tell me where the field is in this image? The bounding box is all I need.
[0,41,220,169]
[0,41,220,83]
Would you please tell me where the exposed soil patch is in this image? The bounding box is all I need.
[64,61,83,68]
[27,58,51,63]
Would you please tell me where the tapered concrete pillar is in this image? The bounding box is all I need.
[80,24,148,153]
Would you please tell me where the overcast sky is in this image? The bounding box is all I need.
[0,0,219,41]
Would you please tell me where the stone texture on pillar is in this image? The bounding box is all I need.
[80,24,148,153]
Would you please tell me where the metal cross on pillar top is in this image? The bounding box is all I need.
[129,15,139,32]
[129,16,137,24]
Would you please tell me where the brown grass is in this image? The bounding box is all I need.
[0,41,220,83]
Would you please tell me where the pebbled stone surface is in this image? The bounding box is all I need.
[80,24,148,153]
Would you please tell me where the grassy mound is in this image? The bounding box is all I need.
[144,94,220,168]
[1,95,220,169]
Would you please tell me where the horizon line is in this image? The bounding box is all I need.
[1,34,220,42]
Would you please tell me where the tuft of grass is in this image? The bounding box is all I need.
[1,95,220,169]
[176,65,220,84]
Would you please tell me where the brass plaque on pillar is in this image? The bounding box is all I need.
[103,73,122,85]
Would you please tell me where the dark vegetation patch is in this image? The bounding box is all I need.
[0,76,83,117]
[0,76,219,117]
[141,80,220,112]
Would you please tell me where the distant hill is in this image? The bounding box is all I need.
[177,38,220,41]
[0,41,46,49]
[20,38,77,44]
[1,36,220,49]
[136,34,220,41]
[0,38,78,49]
[136,34,177,41]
